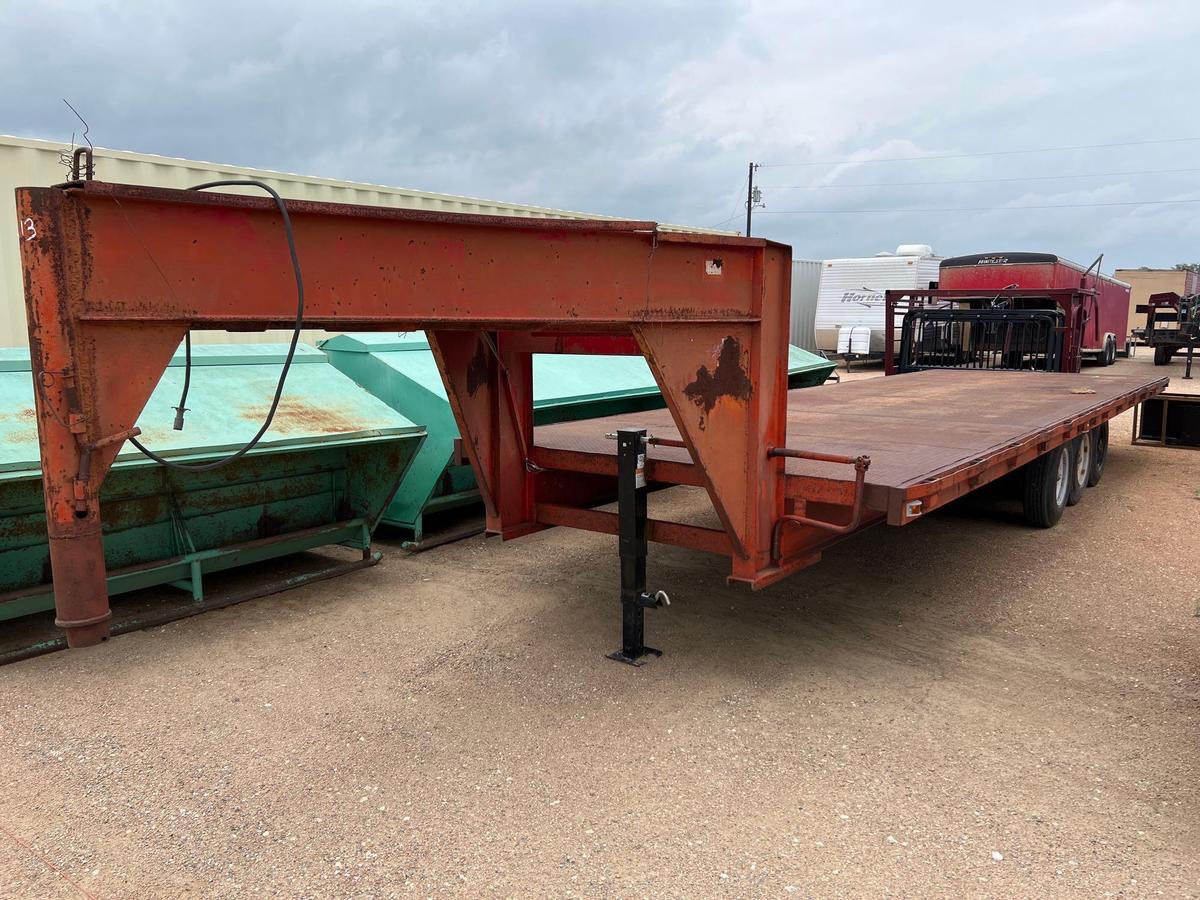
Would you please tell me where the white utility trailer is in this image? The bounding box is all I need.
[814,244,942,357]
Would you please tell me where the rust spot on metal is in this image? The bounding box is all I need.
[683,336,753,429]
[7,428,38,445]
[636,307,750,321]
[115,494,167,524]
[238,399,364,434]
[466,338,490,397]
[257,510,287,539]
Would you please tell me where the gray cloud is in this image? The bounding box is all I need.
[3,0,1197,267]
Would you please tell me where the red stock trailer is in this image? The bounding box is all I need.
[885,252,1133,376]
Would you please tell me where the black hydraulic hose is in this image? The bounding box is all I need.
[172,332,191,430]
[127,179,304,471]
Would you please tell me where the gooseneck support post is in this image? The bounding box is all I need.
[608,428,669,666]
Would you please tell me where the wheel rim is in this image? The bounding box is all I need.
[1076,436,1090,484]
[1054,450,1069,506]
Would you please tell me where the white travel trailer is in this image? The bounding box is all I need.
[814,244,942,356]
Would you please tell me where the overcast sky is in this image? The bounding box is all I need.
[3,0,1198,269]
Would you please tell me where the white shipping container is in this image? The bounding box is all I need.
[0,134,729,348]
[789,259,822,350]
[814,246,942,355]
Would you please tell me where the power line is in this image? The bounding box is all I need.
[759,137,1200,168]
[710,173,750,229]
[710,212,743,229]
[756,198,1200,214]
[759,167,1200,190]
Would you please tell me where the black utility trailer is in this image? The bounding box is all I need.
[1145,291,1199,374]
[884,287,1117,377]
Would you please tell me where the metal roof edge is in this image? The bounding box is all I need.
[1,134,733,236]
[319,333,431,353]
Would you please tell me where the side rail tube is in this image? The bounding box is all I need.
[768,448,871,562]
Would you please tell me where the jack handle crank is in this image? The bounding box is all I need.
[638,589,670,608]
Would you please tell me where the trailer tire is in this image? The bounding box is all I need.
[1022,444,1069,528]
[1066,435,1089,506]
[1098,336,1114,366]
[1153,345,1171,366]
[1086,422,1108,487]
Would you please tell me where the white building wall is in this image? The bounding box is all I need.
[789,259,822,350]
[1,134,729,347]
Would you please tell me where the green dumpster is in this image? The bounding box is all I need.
[319,333,834,542]
[0,344,425,622]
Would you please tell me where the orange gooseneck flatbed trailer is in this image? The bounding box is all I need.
[16,174,1167,659]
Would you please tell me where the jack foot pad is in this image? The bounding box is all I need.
[606,646,662,667]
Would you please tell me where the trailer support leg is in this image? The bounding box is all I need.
[608,428,668,666]
[1184,340,1195,380]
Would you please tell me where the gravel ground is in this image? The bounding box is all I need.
[0,356,1196,898]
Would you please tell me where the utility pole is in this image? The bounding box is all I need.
[745,162,762,236]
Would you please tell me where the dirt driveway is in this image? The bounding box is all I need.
[1,359,1196,897]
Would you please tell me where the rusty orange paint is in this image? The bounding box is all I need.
[17,181,793,647]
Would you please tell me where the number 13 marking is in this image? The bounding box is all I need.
[22,217,37,242]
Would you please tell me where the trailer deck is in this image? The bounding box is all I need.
[534,370,1166,586]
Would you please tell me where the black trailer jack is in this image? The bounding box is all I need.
[608,428,670,666]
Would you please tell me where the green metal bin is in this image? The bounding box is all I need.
[319,333,835,542]
[0,344,425,622]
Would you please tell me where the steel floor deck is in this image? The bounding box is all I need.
[535,370,1168,523]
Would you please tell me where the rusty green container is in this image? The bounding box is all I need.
[0,344,425,622]
[319,333,834,542]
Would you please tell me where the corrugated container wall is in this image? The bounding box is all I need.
[789,259,822,350]
[0,135,730,347]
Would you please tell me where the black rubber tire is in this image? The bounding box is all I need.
[1086,421,1108,487]
[1022,444,1069,528]
[1098,337,1114,366]
[1066,435,1088,506]
[1153,345,1171,366]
